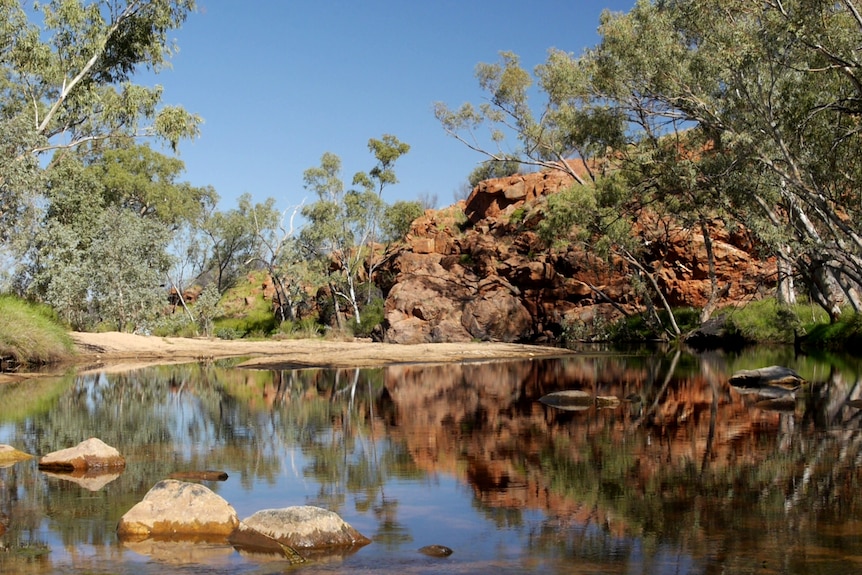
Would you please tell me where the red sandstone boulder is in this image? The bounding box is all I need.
[378,167,776,345]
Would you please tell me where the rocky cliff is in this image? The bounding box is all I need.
[377,169,775,344]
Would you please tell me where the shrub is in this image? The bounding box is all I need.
[215,327,240,340]
[348,297,385,338]
[279,317,323,339]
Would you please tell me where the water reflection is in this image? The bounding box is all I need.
[0,348,861,573]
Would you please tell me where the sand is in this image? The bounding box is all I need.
[63,331,572,373]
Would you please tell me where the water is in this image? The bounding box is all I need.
[1,347,862,574]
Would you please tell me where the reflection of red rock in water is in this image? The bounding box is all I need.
[383,358,785,533]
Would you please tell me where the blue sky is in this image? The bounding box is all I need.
[150,1,636,211]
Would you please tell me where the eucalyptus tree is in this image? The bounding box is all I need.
[437,47,689,335]
[20,142,213,330]
[0,0,201,269]
[92,142,217,227]
[381,200,424,243]
[352,134,411,303]
[579,0,862,320]
[245,202,311,323]
[300,152,376,326]
[438,0,862,327]
[201,193,279,294]
[299,136,410,328]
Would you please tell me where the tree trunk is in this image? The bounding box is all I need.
[698,220,726,323]
[776,252,797,305]
[807,260,844,322]
[329,282,345,330]
[621,248,681,337]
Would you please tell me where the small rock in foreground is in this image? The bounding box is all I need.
[230,506,370,550]
[38,437,125,471]
[418,544,453,557]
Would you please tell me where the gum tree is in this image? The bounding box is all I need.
[299,135,410,329]
[1,0,201,256]
[438,0,862,328]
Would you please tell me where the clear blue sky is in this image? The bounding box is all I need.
[150,1,635,211]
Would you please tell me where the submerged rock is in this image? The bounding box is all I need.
[230,506,370,551]
[0,444,33,466]
[38,437,125,471]
[729,366,805,390]
[117,480,239,541]
[418,544,453,557]
[168,470,229,482]
[540,390,621,411]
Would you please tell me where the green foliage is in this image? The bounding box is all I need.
[440,0,862,324]
[201,193,281,293]
[609,307,701,344]
[2,0,201,153]
[215,327,241,340]
[537,184,597,247]
[381,200,423,242]
[300,136,410,326]
[802,312,862,351]
[508,206,527,226]
[468,159,522,187]
[91,142,217,227]
[0,294,74,365]
[715,299,822,344]
[0,117,45,244]
[213,312,278,339]
[150,310,197,337]
[279,316,324,339]
[348,296,385,338]
[562,314,614,345]
[1,0,207,333]
[212,281,278,338]
[193,284,221,337]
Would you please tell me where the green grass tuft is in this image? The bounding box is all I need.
[717,299,828,344]
[803,312,862,351]
[0,295,75,366]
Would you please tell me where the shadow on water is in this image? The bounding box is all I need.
[1,348,862,574]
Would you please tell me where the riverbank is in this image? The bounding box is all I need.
[1,331,572,382]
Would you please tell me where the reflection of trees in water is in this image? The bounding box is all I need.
[0,361,285,558]
[3,352,862,572]
[217,366,423,549]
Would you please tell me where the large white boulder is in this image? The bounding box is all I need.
[117,480,239,541]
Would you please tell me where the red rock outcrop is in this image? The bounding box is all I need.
[378,169,775,344]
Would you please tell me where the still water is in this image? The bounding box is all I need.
[1,347,861,574]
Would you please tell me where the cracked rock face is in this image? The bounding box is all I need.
[380,169,775,345]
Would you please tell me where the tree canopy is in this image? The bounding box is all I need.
[437,0,862,327]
